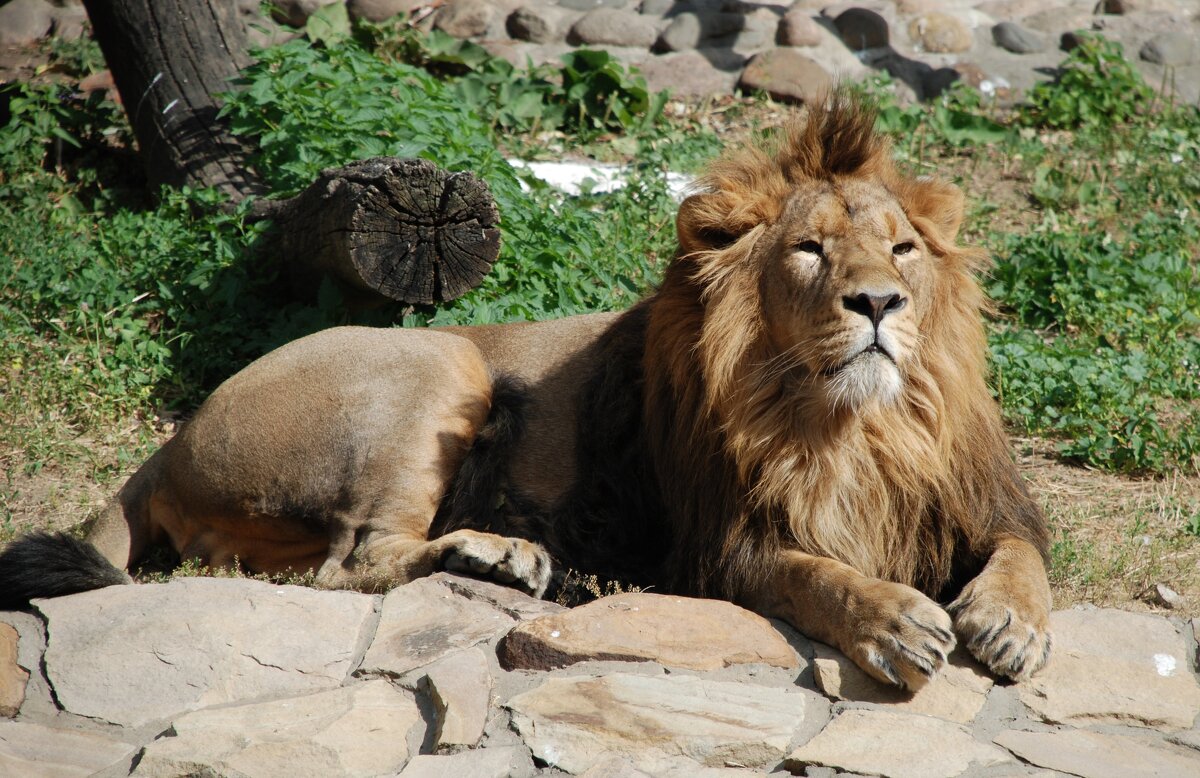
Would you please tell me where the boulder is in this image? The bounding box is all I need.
[833,8,889,50]
[271,0,338,28]
[0,0,54,45]
[508,5,569,43]
[499,592,798,672]
[571,8,658,48]
[35,578,377,728]
[434,0,494,38]
[739,49,832,103]
[347,0,429,23]
[132,680,420,777]
[779,9,824,47]
[786,708,1015,778]
[909,12,973,54]
[657,12,745,52]
[992,21,1046,54]
[1140,32,1197,66]
[638,51,742,97]
[507,672,817,773]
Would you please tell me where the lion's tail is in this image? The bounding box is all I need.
[0,531,132,609]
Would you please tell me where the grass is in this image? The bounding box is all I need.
[1,26,1198,610]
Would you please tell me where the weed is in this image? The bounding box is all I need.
[1018,36,1153,130]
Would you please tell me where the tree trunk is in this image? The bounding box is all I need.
[79,0,499,306]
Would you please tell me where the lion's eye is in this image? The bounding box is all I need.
[893,241,916,256]
[795,240,824,257]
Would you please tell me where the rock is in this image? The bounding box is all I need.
[508,5,568,43]
[1060,29,1097,52]
[812,644,993,724]
[561,0,629,10]
[0,720,137,777]
[978,0,1045,18]
[657,12,745,52]
[640,0,674,13]
[571,8,658,47]
[994,729,1200,778]
[35,578,377,728]
[1017,608,1200,730]
[1167,727,1200,752]
[992,21,1046,53]
[0,624,26,718]
[0,0,54,45]
[507,672,817,773]
[48,2,87,40]
[785,709,1015,778]
[1098,0,1184,13]
[779,9,824,47]
[132,680,419,777]
[833,8,890,50]
[398,747,536,778]
[348,0,429,23]
[895,0,937,13]
[432,572,566,621]
[271,0,339,28]
[434,0,494,38]
[1140,32,1197,66]
[739,48,832,103]
[422,648,492,749]
[638,50,742,96]
[909,12,973,54]
[499,592,798,672]
[359,576,516,678]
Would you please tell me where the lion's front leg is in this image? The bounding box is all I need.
[947,534,1051,681]
[748,550,955,690]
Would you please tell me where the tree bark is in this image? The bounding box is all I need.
[79,0,499,306]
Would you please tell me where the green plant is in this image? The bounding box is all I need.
[1019,36,1153,129]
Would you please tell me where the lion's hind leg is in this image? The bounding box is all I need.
[947,534,1051,681]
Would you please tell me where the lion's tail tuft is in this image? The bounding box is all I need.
[0,531,132,610]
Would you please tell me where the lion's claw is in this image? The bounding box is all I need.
[442,534,551,598]
[846,583,956,691]
[948,589,1051,681]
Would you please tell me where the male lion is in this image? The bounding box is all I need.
[0,96,1051,689]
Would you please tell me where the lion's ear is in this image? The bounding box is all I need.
[676,193,742,254]
[906,178,965,243]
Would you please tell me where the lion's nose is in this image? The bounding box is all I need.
[843,292,907,327]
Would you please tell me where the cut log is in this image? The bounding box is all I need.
[260,158,501,305]
[79,0,499,306]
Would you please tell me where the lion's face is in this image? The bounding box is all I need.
[758,179,934,411]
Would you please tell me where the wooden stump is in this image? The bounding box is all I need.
[263,158,501,305]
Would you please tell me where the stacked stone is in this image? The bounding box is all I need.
[2,0,1198,104]
[3,572,1200,776]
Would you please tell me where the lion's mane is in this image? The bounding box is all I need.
[641,97,1047,602]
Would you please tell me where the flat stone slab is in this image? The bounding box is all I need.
[0,623,27,717]
[359,577,516,677]
[506,672,815,773]
[431,572,565,621]
[994,728,1200,778]
[813,643,994,724]
[786,708,1014,778]
[499,592,798,671]
[35,578,377,727]
[1017,608,1200,729]
[133,680,420,777]
[422,647,492,748]
[0,720,137,778]
[397,746,535,778]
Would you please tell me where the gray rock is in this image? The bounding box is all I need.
[1017,608,1200,730]
[779,9,824,47]
[432,572,565,621]
[132,680,420,777]
[994,729,1200,778]
[347,0,428,23]
[434,0,494,38]
[0,0,54,45]
[624,50,742,96]
[398,747,536,778]
[560,0,630,11]
[786,709,1015,778]
[739,48,832,103]
[1140,32,1197,66]
[813,643,993,725]
[508,5,568,43]
[359,576,515,678]
[992,21,1046,54]
[35,578,376,728]
[833,8,889,50]
[657,11,746,52]
[639,0,674,14]
[508,672,816,773]
[0,720,137,778]
[571,7,658,47]
[909,12,973,54]
[0,624,25,718]
[1099,0,1185,13]
[270,0,338,28]
[422,648,492,749]
[48,2,87,40]
[500,592,799,672]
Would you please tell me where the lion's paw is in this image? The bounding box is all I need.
[442,532,552,598]
[845,581,956,691]
[947,580,1051,682]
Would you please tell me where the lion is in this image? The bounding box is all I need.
[0,95,1051,689]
